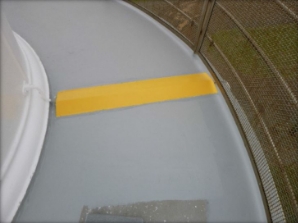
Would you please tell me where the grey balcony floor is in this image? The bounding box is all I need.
[3,0,266,222]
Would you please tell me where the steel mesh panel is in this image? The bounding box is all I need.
[128,0,298,221]
[200,1,298,222]
[216,0,298,99]
[130,0,205,45]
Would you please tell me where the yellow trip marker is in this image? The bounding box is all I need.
[56,73,217,117]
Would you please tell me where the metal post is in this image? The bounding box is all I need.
[194,0,216,53]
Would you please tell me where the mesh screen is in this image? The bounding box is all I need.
[128,0,298,222]
[200,1,298,221]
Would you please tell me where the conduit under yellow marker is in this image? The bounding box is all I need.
[56,73,217,117]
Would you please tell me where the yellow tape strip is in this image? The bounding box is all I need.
[56,73,217,117]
